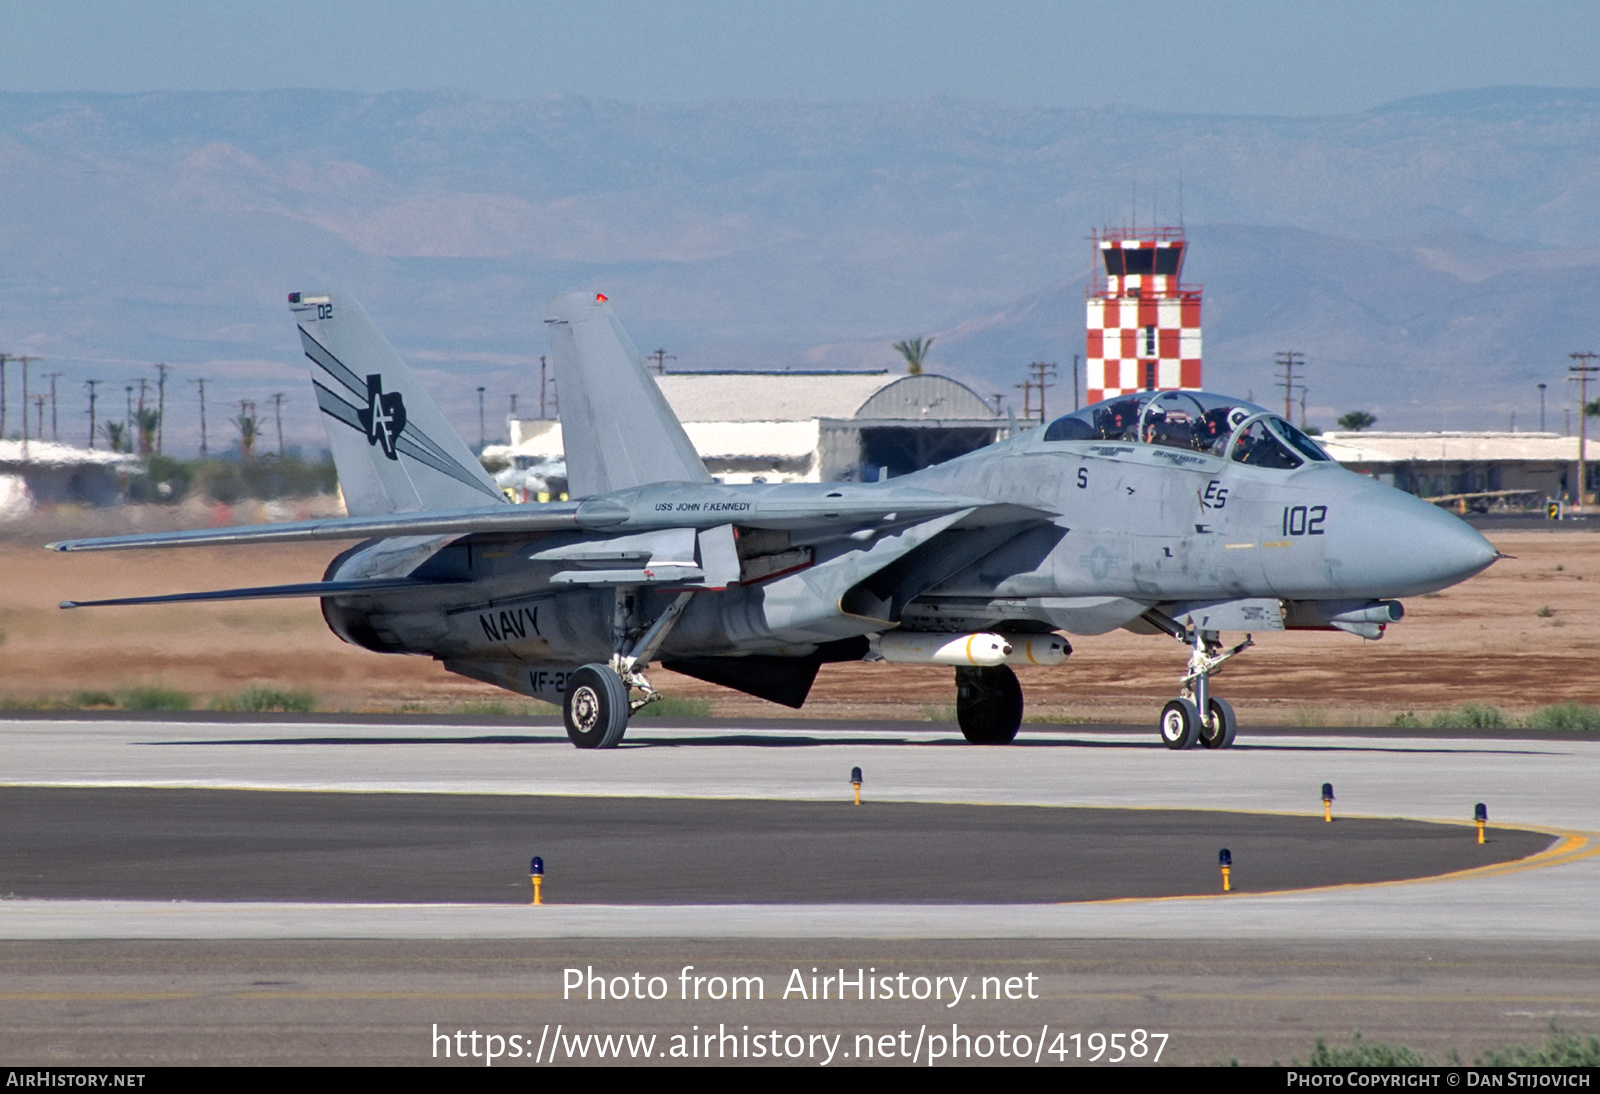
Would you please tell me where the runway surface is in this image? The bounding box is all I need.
[1,716,1597,1065]
[0,787,1546,904]
[0,717,1595,938]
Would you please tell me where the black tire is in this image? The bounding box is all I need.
[564,664,629,749]
[1199,696,1237,750]
[1160,698,1200,750]
[954,665,1024,744]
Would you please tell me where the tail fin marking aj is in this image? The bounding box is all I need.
[292,292,505,516]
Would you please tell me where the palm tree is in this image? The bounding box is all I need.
[234,401,258,464]
[134,406,160,456]
[892,336,934,375]
[100,421,129,453]
[1337,410,1377,432]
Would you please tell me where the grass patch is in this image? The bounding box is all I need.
[1290,705,1328,727]
[1525,701,1600,731]
[632,695,714,719]
[1389,711,1423,728]
[1428,702,1507,729]
[0,696,58,710]
[1536,604,1554,617]
[211,684,317,713]
[68,690,118,709]
[1288,1024,1600,1068]
[1477,1025,1600,1066]
[922,703,957,723]
[452,699,559,717]
[120,686,193,711]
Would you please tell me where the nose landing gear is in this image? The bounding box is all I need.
[1145,610,1251,750]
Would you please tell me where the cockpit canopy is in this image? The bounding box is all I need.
[1042,389,1332,469]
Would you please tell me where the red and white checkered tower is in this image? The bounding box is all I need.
[1085,227,1201,404]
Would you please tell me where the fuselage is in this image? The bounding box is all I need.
[320,391,1498,690]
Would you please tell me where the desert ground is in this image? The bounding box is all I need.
[2,507,1596,725]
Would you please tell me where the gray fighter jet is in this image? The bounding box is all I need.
[52,291,1498,749]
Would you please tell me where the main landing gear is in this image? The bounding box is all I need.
[1146,612,1252,750]
[563,589,694,749]
[954,664,1024,744]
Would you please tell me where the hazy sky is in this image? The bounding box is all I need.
[5,0,1598,115]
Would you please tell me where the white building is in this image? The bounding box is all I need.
[0,440,137,518]
[1319,430,1594,505]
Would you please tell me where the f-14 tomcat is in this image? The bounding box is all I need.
[53,291,1498,749]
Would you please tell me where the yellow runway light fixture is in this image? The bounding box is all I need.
[530,856,544,905]
[1218,848,1232,892]
[850,766,862,806]
[1322,782,1334,822]
[1474,803,1487,844]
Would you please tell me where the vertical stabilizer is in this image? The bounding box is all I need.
[545,292,712,498]
[291,292,506,516]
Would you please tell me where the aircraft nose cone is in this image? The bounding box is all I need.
[1364,488,1498,595]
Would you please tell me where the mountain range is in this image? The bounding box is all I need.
[3,86,1599,449]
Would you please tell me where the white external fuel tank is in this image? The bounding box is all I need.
[1002,634,1071,667]
[875,632,1012,667]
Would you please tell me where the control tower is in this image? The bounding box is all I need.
[1085,227,1201,404]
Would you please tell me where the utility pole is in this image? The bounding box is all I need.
[476,386,486,450]
[1540,383,1548,432]
[124,383,133,439]
[646,348,676,375]
[1027,361,1057,423]
[18,355,38,458]
[33,395,45,440]
[270,393,286,457]
[155,364,169,453]
[193,378,208,456]
[1568,352,1599,509]
[85,380,100,449]
[1275,351,1305,422]
[539,356,548,419]
[1072,353,1081,410]
[1299,387,1308,431]
[0,353,8,438]
[136,377,150,455]
[46,372,62,442]
[1013,380,1036,421]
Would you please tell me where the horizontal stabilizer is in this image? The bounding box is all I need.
[61,576,464,609]
[46,502,589,552]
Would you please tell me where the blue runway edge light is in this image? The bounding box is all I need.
[529,856,544,877]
